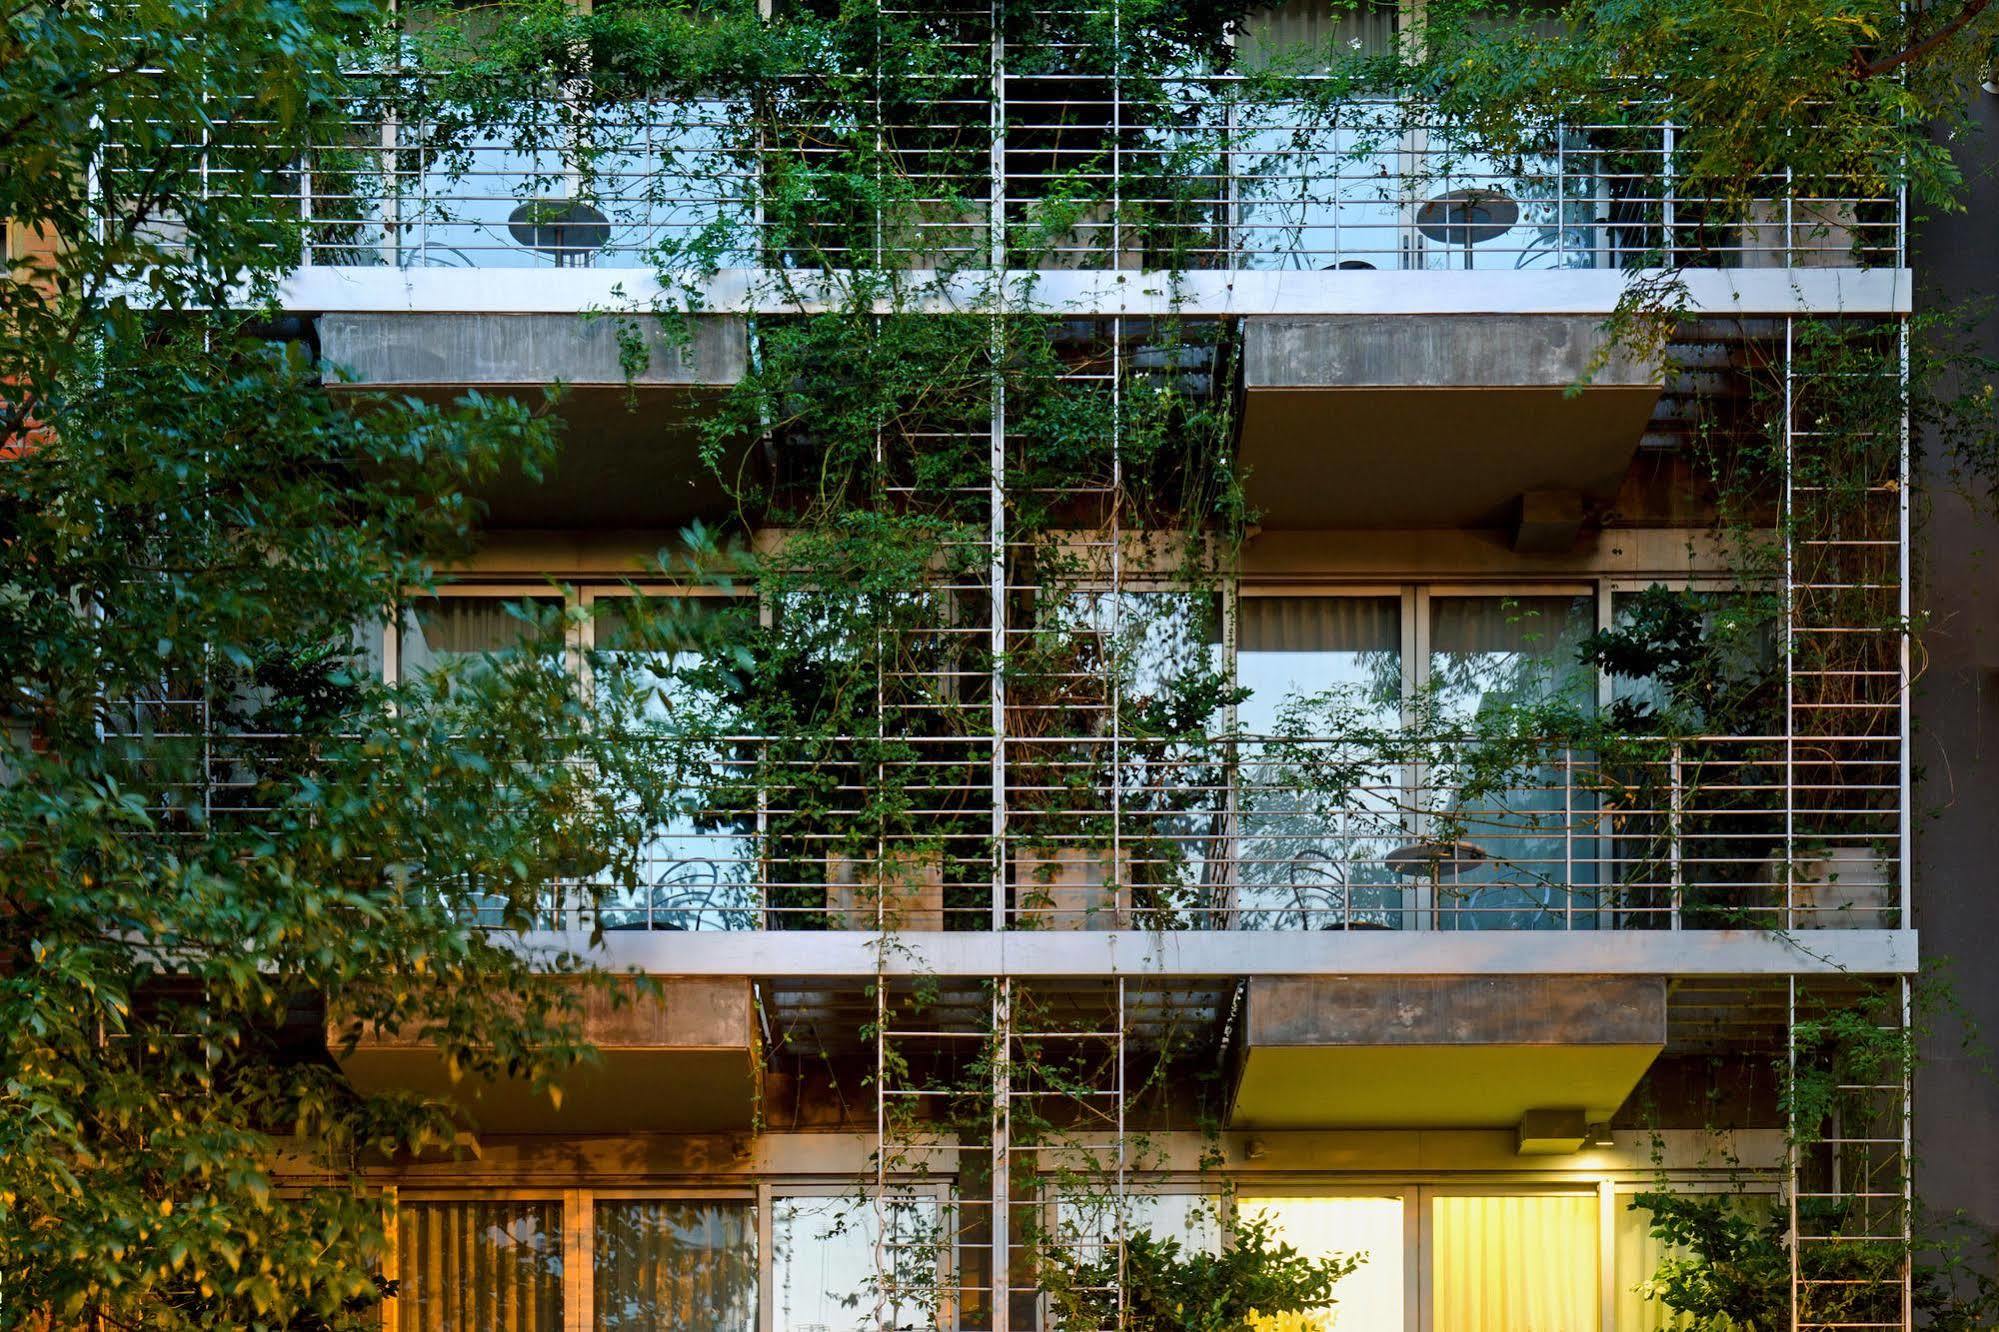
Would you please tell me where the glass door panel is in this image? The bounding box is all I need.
[1426,595,1597,930]
[395,1200,564,1332]
[591,597,757,931]
[771,1194,944,1332]
[1237,596,1406,929]
[1431,1194,1597,1332]
[1238,1196,1406,1331]
[594,1199,757,1332]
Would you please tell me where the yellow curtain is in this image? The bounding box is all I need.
[594,1200,756,1332]
[1613,1201,1692,1332]
[1431,1194,1597,1332]
[1239,1196,1405,1332]
[396,1200,564,1332]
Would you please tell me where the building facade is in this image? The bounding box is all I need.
[159,0,1967,1327]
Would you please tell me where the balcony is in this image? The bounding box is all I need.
[416,731,1895,937]
[126,84,1905,313]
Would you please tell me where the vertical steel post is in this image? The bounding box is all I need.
[992,978,1012,1332]
[989,0,1008,934]
[1783,316,1797,930]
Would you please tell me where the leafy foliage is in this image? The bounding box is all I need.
[1041,1213,1361,1332]
[0,1,671,1326]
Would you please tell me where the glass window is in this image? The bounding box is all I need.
[1425,596,1599,930]
[1040,590,1228,917]
[1053,589,1226,716]
[1431,1194,1597,1332]
[399,595,563,680]
[1236,597,1406,930]
[1238,596,1402,735]
[594,1199,757,1332]
[1607,589,1779,726]
[1237,1196,1404,1332]
[1427,595,1594,721]
[395,1199,564,1332]
[593,596,735,726]
[591,597,756,932]
[1054,1191,1224,1258]
[771,1194,943,1332]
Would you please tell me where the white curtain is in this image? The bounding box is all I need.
[1237,0,1401,64]
[401,596,560,678]
[1240,597,1400,655]
[1238,1196,1405,1331]
[1431,1194,1597,1332]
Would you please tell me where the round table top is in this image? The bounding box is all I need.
[1414,189,1520,245]
[1384,838,1490,877]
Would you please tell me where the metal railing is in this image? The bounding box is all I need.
[110,81,1902,274]
[112,716,1899,935]
[460,731,1899,934]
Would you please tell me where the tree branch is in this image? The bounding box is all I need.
[1854,0,1995,79]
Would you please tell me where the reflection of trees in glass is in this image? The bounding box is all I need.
[1236,598,1404,928]
[1424,596,1599,930]
[772,1195,942,1332]
[1015,589,1234,920]
[591,596,759,930]
[594,1200,757,1332]
[396,1200,564,1332]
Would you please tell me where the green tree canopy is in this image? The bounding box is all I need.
[0,1,652,1326]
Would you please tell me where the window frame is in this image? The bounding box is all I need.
[760,1180,958,1332]
[386,583,581,686]
[1227,1178,1782,1332]
[1232,582,1603,932]
[383,1186,760,1332]
[370,1176,1780,1331]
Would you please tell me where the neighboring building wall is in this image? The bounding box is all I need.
[1915,88,1999,1233]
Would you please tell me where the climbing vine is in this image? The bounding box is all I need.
[357,0,1999,1324]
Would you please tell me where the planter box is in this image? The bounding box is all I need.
[1012,846,1128,930]
[1780,844,1897,929]
[826,850,946,932]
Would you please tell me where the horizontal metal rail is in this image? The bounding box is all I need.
[99,85,1903,275]
[118,727,1904,934]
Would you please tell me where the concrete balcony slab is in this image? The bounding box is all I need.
[1227,974,1665,1130]
[333,976,756,1134]
[1239,314,1662,533]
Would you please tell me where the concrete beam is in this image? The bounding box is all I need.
[270,266,1913,318]
[1242,315,1656,389]
[1231,976,1667,1130]
[513,927,1920,978]
[335,977,759,1134]
[1245,975,1665,1047]
[318,312,747,387]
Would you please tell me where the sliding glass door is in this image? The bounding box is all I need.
[1235,595,1407,929]
[1425,594,1599,930]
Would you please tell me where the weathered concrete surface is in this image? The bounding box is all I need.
[335,977,758,1134]
[1245,975,1666,1047]
[1229,975,1665,1130]
[1238,315,1661,531]
[1243,315,1657,389]
[319,312,748,387]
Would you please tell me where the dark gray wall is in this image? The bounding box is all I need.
[1914,86,1999,1233]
